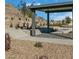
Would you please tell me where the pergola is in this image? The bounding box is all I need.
[28,1,73,36]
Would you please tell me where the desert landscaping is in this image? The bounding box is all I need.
[5,1,73,59]
[6,39,72,59]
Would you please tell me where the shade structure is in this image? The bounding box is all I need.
[28,1,73,13]
[28,1,73,36]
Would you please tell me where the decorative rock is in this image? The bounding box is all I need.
[5,33,11,51]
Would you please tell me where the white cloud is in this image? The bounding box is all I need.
[35,3,41,5]
[26,3,41,6]
[26,3,31,6]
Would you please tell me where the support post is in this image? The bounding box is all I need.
[47,12,49,29]
[31,10,36,36]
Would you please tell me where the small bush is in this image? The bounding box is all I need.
[39,56,48,59]
[34,42,42,48]
[69,31,72,33]
[10,23,13,28]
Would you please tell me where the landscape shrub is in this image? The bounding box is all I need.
[34,42,43,48]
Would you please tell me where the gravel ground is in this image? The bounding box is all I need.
[5,39,73,59]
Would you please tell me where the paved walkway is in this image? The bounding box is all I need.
[5,28,73,45]
[36,33,72,39]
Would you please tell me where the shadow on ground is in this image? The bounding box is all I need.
[38,27,57,33]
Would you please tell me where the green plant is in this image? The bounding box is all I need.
[69,31,72,33]
[10,23,13,28]
[62,20,66,25]
[65,16,72,24]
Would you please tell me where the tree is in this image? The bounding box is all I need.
[20,1,27,17]
[65,16,72,24]
[51,20,54,22]
[62,19,65,25]
[19,0,33,18]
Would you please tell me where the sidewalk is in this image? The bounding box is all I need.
[5,28,73,45]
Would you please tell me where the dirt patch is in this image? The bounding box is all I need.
[5,39,73,59]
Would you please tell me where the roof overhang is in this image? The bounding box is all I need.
[28,1,73,13]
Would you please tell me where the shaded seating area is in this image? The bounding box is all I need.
[28,1,73,36]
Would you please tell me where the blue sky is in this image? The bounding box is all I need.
[5,0,72,20]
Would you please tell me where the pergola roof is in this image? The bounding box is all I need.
[28,1,73,13]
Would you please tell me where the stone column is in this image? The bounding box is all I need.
[31,10,36,36]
